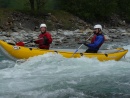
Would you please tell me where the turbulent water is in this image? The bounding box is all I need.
[0,45,130,98]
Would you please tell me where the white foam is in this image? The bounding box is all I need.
[0,45,130,97]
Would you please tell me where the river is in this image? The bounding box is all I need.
[0,44,130,98]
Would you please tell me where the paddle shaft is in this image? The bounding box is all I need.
[71,33,94,57]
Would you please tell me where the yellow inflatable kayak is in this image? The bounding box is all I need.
[0,40,128,61]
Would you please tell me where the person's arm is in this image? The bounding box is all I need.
[34,35,41,44]
[87,36,104,48]
[45,33,52,44]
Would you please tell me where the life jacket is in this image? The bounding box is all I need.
[91,34,105,48]
[91,34,97,43]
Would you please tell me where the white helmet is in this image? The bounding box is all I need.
[94,24,102,30]
[40,24,47,28]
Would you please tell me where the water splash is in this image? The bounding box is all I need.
[0,45,130,98]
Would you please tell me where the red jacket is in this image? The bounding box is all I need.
[35,32,52,49]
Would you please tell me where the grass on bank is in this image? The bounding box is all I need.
[0,7,81,30]
[0,9,14,26]
[44,10,80,30]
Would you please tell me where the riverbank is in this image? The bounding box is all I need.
[0,9,88,31]
[0,10,130,49]
[0,27,130,49]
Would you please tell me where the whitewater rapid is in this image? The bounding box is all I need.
[0,45,130,98]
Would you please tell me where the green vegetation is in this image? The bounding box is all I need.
[49,10,78,29]
[59,0,130,22]
[0,0,130,23]
[0,0,28,10]
[0,8,14,26]
[0,9,6,25]
[60,0,115,21]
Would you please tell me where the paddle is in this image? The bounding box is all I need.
[16,41,25,46]
[71,33,94,57]
[16,37,45,46]
[16,40,34,46]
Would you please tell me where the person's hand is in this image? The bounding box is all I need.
[33,40,37,43]
[83,43,88,46]
[82,41,89,46]
[30,39,34,43]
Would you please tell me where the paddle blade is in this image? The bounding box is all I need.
[16,42,25,46]
[74,49,78,53]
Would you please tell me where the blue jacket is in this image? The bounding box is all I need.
[87,34,104,51]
